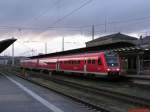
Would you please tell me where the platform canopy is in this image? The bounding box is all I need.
[0,38,17,53]
[29,33,139,59]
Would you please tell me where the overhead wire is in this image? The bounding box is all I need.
[49,0,93,26]
[22,0,61,27]
[26,0,94,38]
[1,0,150,40]
[94,16,150,27]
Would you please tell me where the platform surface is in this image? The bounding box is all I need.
[0,73,93,112]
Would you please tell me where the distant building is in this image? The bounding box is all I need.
[137,35,150,45]
[0,56,9,65]
[0,56,26,66]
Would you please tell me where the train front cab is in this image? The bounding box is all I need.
[104,52,120,77]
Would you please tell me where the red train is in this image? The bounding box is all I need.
[20,51,120,77]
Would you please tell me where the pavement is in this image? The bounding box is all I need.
[125,74,150,86]
[0,73,94,112]
[126,74,150,80]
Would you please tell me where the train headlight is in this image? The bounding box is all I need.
[116,68,120,71]
[107,68,111,71]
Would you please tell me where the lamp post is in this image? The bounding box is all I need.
[92,25,95,40]
[45,42,47,54]
[12,37,14,66]
[62,36,82,51]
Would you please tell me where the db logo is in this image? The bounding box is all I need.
[128,107,149,112]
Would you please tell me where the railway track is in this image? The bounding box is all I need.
[37,75,150,107]
[51,74,150,96]
[2,67,150,112]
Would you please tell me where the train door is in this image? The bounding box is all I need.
[37,59,39,68]
[56,62,60,71]
[86,57,98,73]
[97,57,103,72]
[84,58,87,73]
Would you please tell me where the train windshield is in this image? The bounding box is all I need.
[105,52,119,67]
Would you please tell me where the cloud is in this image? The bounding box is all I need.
[0,0,149,38]
[1,0,150,55]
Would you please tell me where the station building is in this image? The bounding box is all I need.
[86,33,150,75]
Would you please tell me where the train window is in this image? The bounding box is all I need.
[71,61,73,64]
[75,61,77,64]
[88,59,91,64]
[78,60,80,64]
[92,59,95,64]
[84,60,86,64]
[74,61,77,64]
[75,61,78,64]
[98,58,102,65]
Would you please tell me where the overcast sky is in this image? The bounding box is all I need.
[1,0,150,56]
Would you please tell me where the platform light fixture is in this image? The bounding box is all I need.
[145,48,149,51]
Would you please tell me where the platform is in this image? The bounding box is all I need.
[126,74,150,80]
[0,73,93,112]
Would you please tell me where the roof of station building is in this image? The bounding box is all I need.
[29,33,140,59]
[29,42,136,59]
[86,32,137,47]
